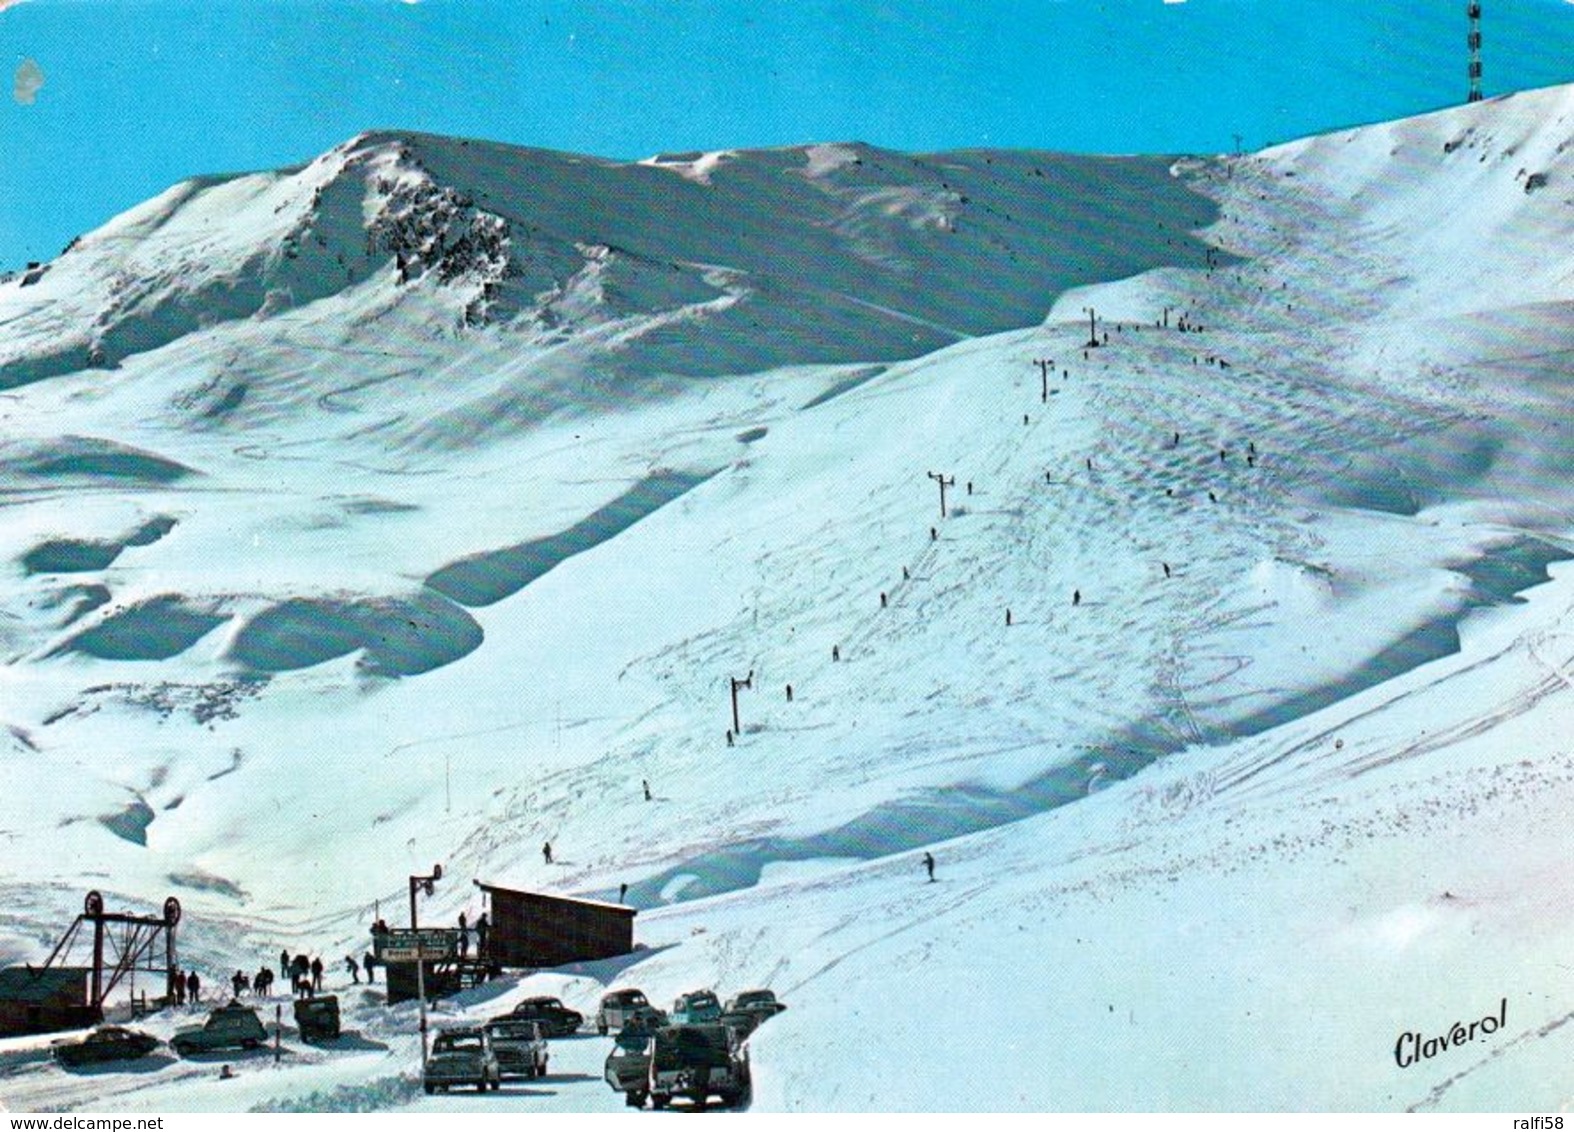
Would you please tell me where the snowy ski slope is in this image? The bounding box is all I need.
[3,85,1574,1110]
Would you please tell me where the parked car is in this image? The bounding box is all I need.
[648,1023,750,1111]
[171,1003,268,1057]
[507,995,583,1037]
[670,989,722,1025]
[484,1018,549,1080]
[721,988,786,1037]
[596,988,653,1035]
[53,1026,160,1068]
[293,994,340,1043]
[603,1028,655,1108]
[423,1026,501,1094]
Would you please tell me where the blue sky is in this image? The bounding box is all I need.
[2,0,1574,269]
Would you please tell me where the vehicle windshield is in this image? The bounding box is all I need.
[614,1032,653,1053]
[623,992,648,1005]
[652,1027,730,1071]
[487,1023,537,1041]
[737,992,773,1006]
[434,1034,483,1053]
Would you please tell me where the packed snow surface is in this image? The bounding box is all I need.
[4,86,1574,1111]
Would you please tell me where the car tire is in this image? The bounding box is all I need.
[626,1091,646,1108]
[423,1084,434,1095]
[652,1094,668,1110]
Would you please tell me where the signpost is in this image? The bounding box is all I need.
[378,930,458,964]
[407,866,444,1067]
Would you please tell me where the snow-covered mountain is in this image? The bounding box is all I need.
[4,85,1574,1111]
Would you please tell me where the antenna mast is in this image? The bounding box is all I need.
[1467,2,1483,103]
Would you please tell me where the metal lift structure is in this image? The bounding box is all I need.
[39,890,182,1016]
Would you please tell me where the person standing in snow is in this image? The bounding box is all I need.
[922,852,935,883]
[474,913,489,959]
[231,970,246,999]
[643,778,652,802]
[187,970,201,1003]
[345,955,360,984]
[310,956,324,993]
[280,949,290,985]
[458,912,469,958]
[364,952,377,984]
[542,841,553,865]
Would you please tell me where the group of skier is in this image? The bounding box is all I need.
[197,948,382,1005]
[167,969,205,1006]
[454,910,492,959]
